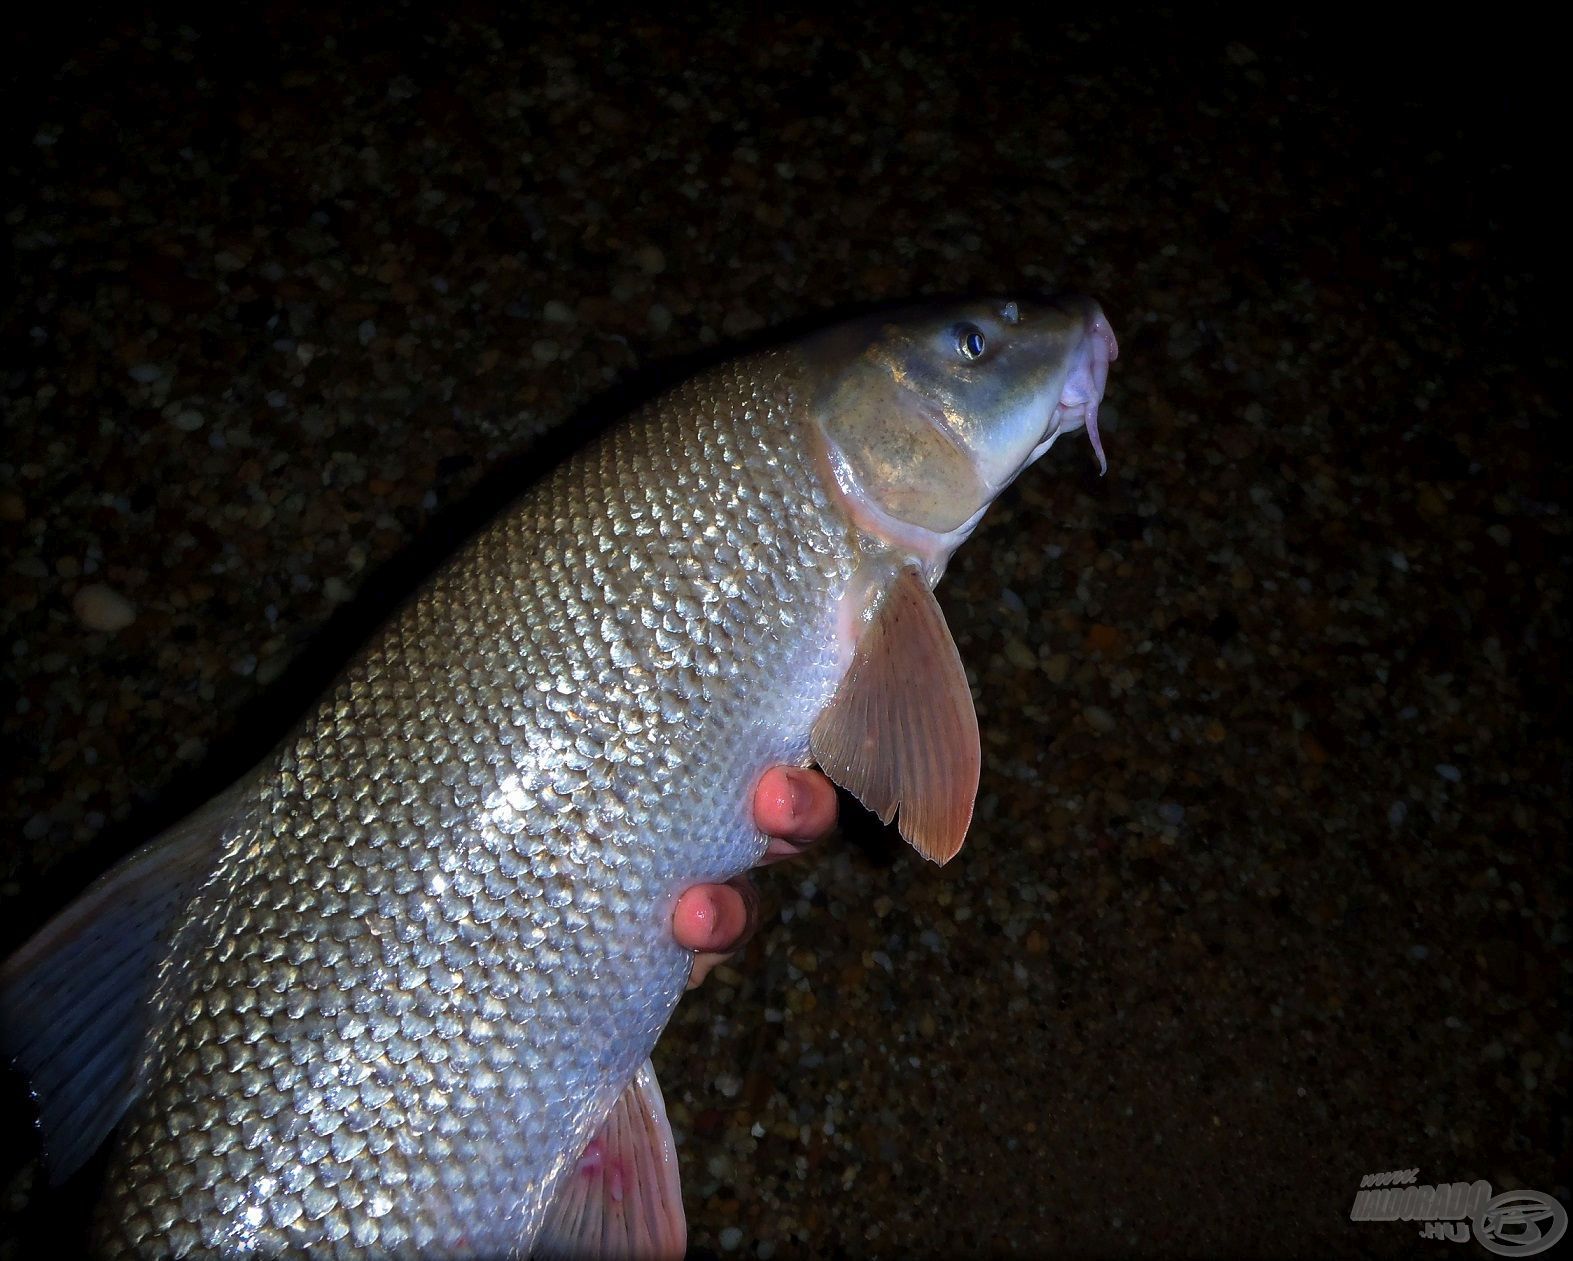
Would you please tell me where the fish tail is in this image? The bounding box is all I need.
[0,782,241,1180]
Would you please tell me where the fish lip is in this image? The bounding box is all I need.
[1040,306,1118,473]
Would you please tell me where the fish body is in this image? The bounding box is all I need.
[1,296,1116,1257]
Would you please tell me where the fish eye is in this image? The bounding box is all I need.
[956,325,986,360]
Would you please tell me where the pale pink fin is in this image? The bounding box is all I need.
[811,565,980,863]
[0,781,242,1179]
[533,1059,686,1261]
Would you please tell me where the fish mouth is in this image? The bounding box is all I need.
[1049,306,1118,474]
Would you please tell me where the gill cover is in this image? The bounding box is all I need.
[814,336,991,535]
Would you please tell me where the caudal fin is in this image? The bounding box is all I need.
[0,783,242,1179]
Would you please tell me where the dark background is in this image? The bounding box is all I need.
[2,5,1564,1258]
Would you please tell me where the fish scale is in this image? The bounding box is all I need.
[101,352,860,1257]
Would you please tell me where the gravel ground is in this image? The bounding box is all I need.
[2,7,1564,1259]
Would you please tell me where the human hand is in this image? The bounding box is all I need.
[672,767,837,989]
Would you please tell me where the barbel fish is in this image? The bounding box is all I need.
[1,295,1116,1258]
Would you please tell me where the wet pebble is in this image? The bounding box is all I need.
[633,245,666,275]
[1083,704,1116,734]
[1004,637,1037,670]
[71,583,136,632]
[721,308,763,338]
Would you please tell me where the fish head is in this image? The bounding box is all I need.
[811,296,1118,570]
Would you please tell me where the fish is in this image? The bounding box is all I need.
[0,294,1117,1258]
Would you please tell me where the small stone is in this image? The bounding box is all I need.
[647,303,673,334]
[1486,523,1510,547]
[358,320,377,345]
[1083,705,1116,734]
[0,492,24,521]
[128,362,163,384]
[1042,653,1070,684]
[542,299,576,324]
[323,576,352,603]
[1085,624,1122,655]
[532,339,560,364]
[172,409,205,432]
[718,1226,743,1251]
[1157,801,1186,826]
[1004,637,1037,670]
[721,309,763,338]
[632,245,666,275]
[1435,763,1461,783]
[1415,485,1447,518]
[175,737,206,761]
[72,584,136,632]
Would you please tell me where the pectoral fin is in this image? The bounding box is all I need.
[811,565,980,863]
[534,1059,686,1260]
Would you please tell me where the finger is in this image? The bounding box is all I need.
[752,767,838,864]
[672,877,757,955]
[687,949,728,991]
[681,878,760,990]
